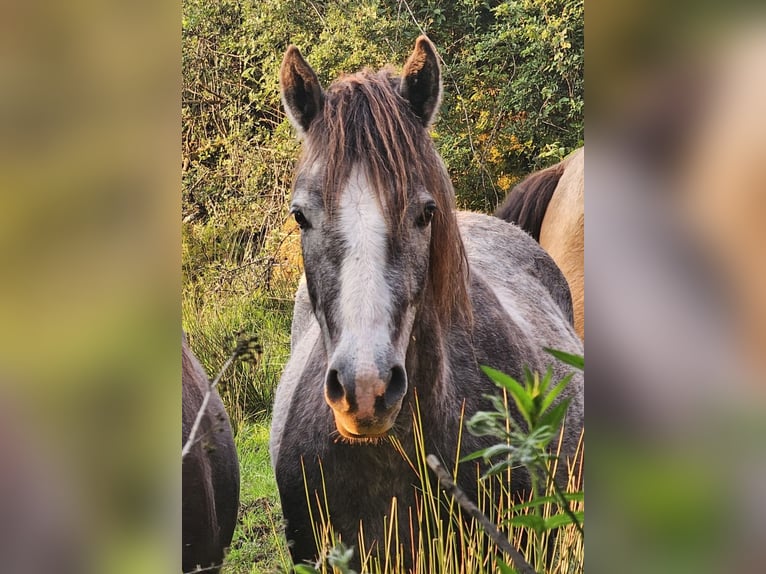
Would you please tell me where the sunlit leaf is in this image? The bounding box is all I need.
[544,347,584,370]
[540,372,573,413]
[545,510,584,529]
[481,366,533,426]
[537,398,571,434]
[507,513,546,533]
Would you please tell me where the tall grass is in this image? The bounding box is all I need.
[298,394,584,574]
[182,288,293,427]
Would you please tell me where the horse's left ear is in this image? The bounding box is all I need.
[280,45,324,136]
[400,35,442,127]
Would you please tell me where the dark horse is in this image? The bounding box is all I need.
[271,36,584,569]
[182,335,239,573]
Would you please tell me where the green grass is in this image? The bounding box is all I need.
[223,420,290,574]
[182,287,294,427]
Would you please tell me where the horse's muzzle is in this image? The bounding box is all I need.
[324,363,407,438]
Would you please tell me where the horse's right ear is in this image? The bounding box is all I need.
[280,46,323,136]
[400,35,442,127]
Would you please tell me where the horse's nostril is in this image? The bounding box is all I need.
[325,368,345,403]
[384,365,407,408]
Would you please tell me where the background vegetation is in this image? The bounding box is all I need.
[181,0,583,571]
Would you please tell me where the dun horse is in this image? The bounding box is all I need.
[182,335,239,573]
[495,148,585,341]
[271,36,584,568]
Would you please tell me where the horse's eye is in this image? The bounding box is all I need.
[416,201,437,228]
[291,208,311,230]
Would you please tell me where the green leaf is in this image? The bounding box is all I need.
[496,558,518,574]
[544,348,584,370]
[460,448,489,463]
[540,373,573,413]
[510,491,583,511]
[525,424,558,449]
[507,513,546,533]
[540,366,554,394]
[294,565,319,574]
[466,410,506,437]
[481,366,533,426]
[537,398,571,433]
[522,365,535,389]
[481,443,516,460]
[486,393,509,414]
[484,459,512,478]
[545,510,584,529]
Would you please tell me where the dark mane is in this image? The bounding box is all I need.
[495,161,566,241]
[301,68,469,322]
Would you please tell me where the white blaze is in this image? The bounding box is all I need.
[337,167,393,363]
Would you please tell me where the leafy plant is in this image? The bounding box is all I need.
[293,388,583,573]
[464,349,584,572]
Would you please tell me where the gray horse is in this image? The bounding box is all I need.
[270,36,584,569]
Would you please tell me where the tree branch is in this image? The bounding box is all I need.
[426,454,537,574]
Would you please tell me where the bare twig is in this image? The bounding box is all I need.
[182,334,261,459]
[307,0,326,26]
[182,350,239,459]
[426,454,537,574]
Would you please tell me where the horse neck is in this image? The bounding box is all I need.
[400,296,476,466]
[406,292,471,406]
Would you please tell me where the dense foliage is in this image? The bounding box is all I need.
[182,0,583,422]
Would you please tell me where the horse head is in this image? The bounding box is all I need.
[279,37,466,440]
